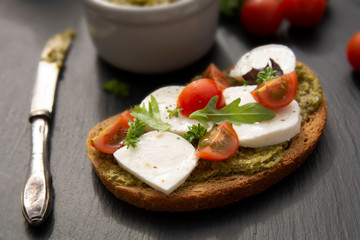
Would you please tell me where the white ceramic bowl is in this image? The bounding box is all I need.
[82,0,219,74]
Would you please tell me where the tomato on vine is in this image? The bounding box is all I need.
[347,31,360,72]
[240,0,284,37]
[282,0,326,28]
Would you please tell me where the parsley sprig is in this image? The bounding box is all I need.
[257,67,278,84]
[167,107,183,119]
[102,79,129,98]
[184,124,207,143]
[189,96,275,128]
[124,119,146,149]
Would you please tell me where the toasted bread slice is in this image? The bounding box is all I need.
[86,62,327,211]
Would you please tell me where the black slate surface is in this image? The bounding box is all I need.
[1,0,360,239]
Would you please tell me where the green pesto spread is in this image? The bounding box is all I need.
[295,62,323,122]
[41,29,75,68]
[105,0,178,7]
[95,62,322,189]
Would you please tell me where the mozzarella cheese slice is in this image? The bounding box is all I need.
[223,86,301,148]
[140,86,213,135]
[114,131,198,195]
[229,44,296,80]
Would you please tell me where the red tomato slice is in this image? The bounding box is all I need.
[204,63,231,90]
[91,111,134,154]
[251,71,298,109]
[196,121,239,161]
[177,78,226,117]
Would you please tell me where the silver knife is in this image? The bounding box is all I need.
[21,29,75,226]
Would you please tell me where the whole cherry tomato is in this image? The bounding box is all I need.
[240,0,284,37]
[177,78,226,117]
[347,31,360,72]
[282,0,326,28]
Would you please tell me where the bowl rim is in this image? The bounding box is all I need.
[82,0,217,24]
[82,0,200,13]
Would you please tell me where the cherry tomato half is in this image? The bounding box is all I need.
[251,71,298,109]
[241,0,284,37]
[91,111,134,154]
[347,31,360,72]
[204,63,231,90]
[196,121,239,161]
[177,78,226,117]
[282,0,326,28]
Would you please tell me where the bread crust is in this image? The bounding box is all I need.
[86,63,327,212]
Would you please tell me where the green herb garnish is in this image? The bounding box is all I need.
[102,79,129,98]
[184,124,208,143]
[131,95,171,131]
[167,107,183,119]
[124,119,146,148]
[189,96,275,128]
[220,0,244,17]
[257,67,278,84]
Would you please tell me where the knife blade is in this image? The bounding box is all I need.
[21,29,75,226]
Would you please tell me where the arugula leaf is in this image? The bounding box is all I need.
[184,124,208,143]
[131,95,171,131]
[167,107,183,119]
[124,119,146,149]
[189,96,275,127]
[102,79,129,98]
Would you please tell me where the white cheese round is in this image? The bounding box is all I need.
[113,131,198,195]
[223,86,301,148]
[140,86,213,135]
[229,44,296,80]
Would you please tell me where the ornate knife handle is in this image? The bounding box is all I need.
[21,117,52,226]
